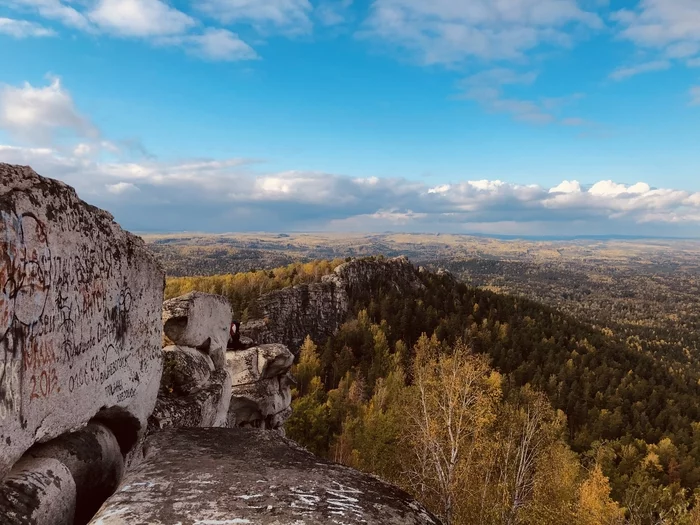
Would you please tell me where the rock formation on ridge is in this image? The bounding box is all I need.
[241,255,424,351]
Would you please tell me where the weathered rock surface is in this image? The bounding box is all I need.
[225,344,295,430]
[160,346,214,396]
[241,256,423,351]
[149,294,235,432]
[149,369,231,431]
[226,343,294,385]
[0,164,164,479]
[241,280,348,351]
[0,456,76,525]
[162,292,231,369]
[90,428,442,525]
[27,422,124,525]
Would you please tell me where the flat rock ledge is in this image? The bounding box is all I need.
[90,428,442,525]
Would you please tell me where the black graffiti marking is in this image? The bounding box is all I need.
[104,379,123,397]
[99,355,129,385]
[116,388,136,403]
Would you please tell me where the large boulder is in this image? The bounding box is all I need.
[148,369,232,431]
[0,164,164,479]
[226,343,294,385]
[225,344,295,430]
[162,292,231,369]
[26,422,124,525]
[90,428,443,525]
[159,346,214,396]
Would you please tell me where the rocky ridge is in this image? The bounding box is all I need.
[241,255,424,351]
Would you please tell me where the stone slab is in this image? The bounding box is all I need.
[89,428,442,525]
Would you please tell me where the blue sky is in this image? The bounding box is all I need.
[0,0,699,236]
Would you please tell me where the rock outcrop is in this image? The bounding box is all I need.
[150,292,233,431]
[226,343,295,431]
[0,163,163,521]
[162,291,231,369]
[151,295,295,433]
[90,428,442,525]
[241,255,423,351]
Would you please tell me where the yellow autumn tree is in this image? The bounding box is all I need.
[404,339,501,525]
[576,464,626,525]
[294,335,322,396]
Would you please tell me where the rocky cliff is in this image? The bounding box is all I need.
[242,255,424,351]
[0,164,440,525]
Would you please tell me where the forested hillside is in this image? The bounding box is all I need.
[165,259,344,319]
[167,259,700,524]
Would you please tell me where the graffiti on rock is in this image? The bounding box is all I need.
[0,205,143,422]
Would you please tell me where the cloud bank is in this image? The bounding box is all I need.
[2,143,698,236]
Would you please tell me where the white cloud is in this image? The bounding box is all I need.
[8,0,90,30]
[589,180,650,197]
[362,0,602,65]
[549,180,581,193]
[0,17,56,37]
[107,182,140,194]
[691,86,700,106]
[0,76,99,145]
[89,0,195,37]
[609,60,671,80]
[613,0,700,52]
[5,0,258,62]
[160,28,259,61]
[195,0,313,33]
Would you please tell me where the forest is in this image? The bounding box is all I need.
[166,259,700,524]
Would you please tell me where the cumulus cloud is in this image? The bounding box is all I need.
[549,180,581,193]
[0,76,99,146]
[609,60,671,81]
[0,17,56,37]
[361,0,602,65]
[4,0,259,62]
[195,0,313,34]
[88,0,195,37]
[2,143,699,235]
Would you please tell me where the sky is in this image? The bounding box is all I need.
[0,0,699,236]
